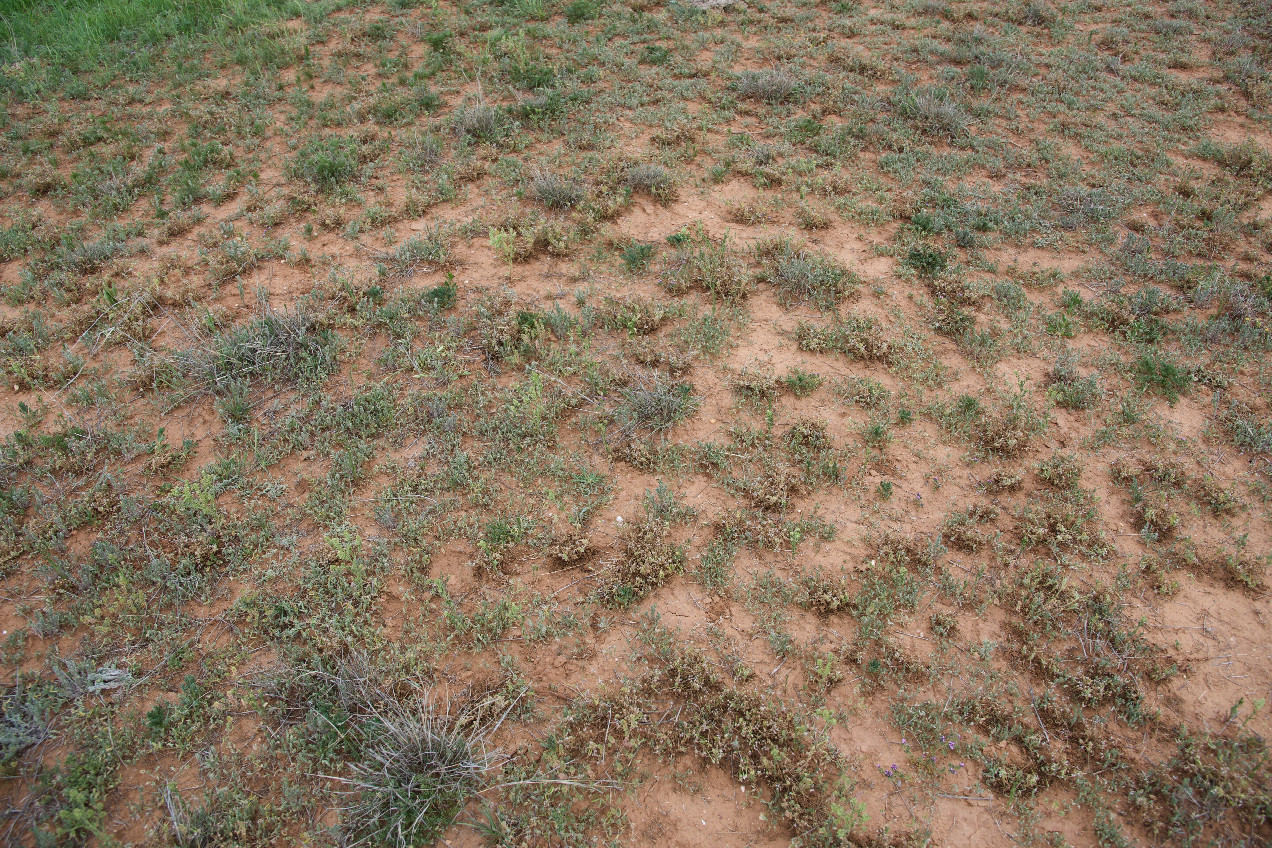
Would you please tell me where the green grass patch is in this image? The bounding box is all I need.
[0,0,302,71]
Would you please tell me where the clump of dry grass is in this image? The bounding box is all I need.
[172,306,340,400]
[452,103,511,141]
[529,168,585,209]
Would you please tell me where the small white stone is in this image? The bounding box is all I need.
[615,515,624,524]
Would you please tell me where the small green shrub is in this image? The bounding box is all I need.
[290,137,359,191]
[1133,352,1190,404]
[782,367,822,397]
[622,242,654,272]
[903,245,949,276]
[565,0,600,23]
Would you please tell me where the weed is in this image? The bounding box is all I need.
[622,242,654,272]
[614,375,699,436]
[782,367,822,397]
[755,237,858,310]
[2,679,55,775]
[389,226,452,276]
[729,367,779,406]
[642,482,696,524]
[565,631,860,840]
[599,518,685,605]
[487,210,576,262]
[832,375,891,408]
[1132,717,1272,845]
[174,306,339,398]
[290,137,360,191]
[903,245,949,276]
[453,104,511,142]
[529,168,585,209]
[941,383,1048,457]
[624,163,677,203]
[892,88,970,138]
[597,295,671,335]
[1221,403,1272,454]
[1018,488,1107,558]
[696,535,737,589]
[942,503,998,552]
[660,236,751,301]
[677,308,738,357]
[796,202,832,230]
[165,784,276,847]
[1133,352,1191,404]
[1047,348,1102,410]
[802,569,853,615]
[736,69,800,103]
[797,316,893,363]
[1037,452,1082,490]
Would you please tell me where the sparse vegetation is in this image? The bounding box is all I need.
[1,1,1268,846]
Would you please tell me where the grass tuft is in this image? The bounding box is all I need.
[290,136,360,192]
[614,375,699,436]
[174,306,339,398]
[529,169,585,209]
[736,68,800,103]
[754,237,857,310]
